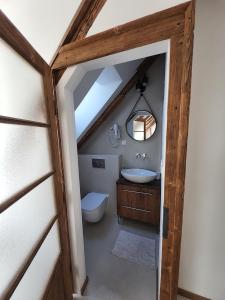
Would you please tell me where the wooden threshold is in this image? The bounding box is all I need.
[52,0,106,84]
[2,215,58,300]
[77,55,159,148]
[178,288,211,300]
[0,10,47,74]
[0,115,50,127]
[0,171,55,214]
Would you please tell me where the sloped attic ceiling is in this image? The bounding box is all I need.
[73,58,143,140]
[73,59,143,109]
[87,0,189,36]
[0,0,82,63]
[0,0,188,65]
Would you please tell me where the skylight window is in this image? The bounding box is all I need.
[75,66,122,139]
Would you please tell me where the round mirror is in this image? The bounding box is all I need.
[126,110,157,141]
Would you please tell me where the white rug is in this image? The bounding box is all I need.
[112,230,156,269]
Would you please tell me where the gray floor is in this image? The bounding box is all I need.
[83,213,159,300]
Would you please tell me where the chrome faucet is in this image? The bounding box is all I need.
[141,153,148,160]
[136,153,142,159]
[136,153,149,160]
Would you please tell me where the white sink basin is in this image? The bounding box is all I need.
[121,168,157,183]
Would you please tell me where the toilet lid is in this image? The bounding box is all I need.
[81,192,108,211]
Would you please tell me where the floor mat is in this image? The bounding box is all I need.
[112,230,156,269]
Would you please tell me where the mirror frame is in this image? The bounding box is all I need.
[125,110,157,142]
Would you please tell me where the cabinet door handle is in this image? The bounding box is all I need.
[121,206,151,213]
[121,189,153,196]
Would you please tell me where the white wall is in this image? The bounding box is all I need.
[73,68,103,109]
[57,66,87,293]
[78,154,121,215]
[87,0,188,36]
[179,1,225,299]
[0,0,82,63]
[79,56,166,173]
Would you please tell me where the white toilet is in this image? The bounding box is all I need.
[81,192,109,223]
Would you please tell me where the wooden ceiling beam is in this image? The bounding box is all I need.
[77,55,159,149]
[0,10,47,74]
[52,2,189,70]
[52,0,106,84]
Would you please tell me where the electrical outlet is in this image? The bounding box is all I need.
[121,140,126,145]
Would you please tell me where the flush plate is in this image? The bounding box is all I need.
[92,158,105,169]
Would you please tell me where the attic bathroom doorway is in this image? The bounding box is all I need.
[54,2,195,299]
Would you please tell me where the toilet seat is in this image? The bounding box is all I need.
[81,192,108,212]
[81,192,109,223]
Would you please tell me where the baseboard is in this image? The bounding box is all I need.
[81,276,89,295]
[178,288,211,300]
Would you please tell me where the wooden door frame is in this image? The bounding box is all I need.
[52,1,195,299]
[0,11,74,299]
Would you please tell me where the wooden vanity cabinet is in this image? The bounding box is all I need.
[117,178,161,226]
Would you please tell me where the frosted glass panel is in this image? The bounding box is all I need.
[0,124,52,204]
[11,223,60,300]
[0,177,56,298]
[0,38,47,122]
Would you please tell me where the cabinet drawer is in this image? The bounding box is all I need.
[117,180,161,225]
[119,188,159,211]
[119,184,159,194]
[118,206,159,225]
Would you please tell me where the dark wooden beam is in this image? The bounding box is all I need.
[52,0,106,84]
[0,10,47,74]
[52,2,189,70]
[42,256,66,300]
[77,55,159,148]
[0,172,54,214]
[2,216,58,300]
[161,2,195,298]
[43,65,74,298]
[178,288,211,300]
[172,1,196,295]
[61,0,106,44]
[0,115,50,127]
